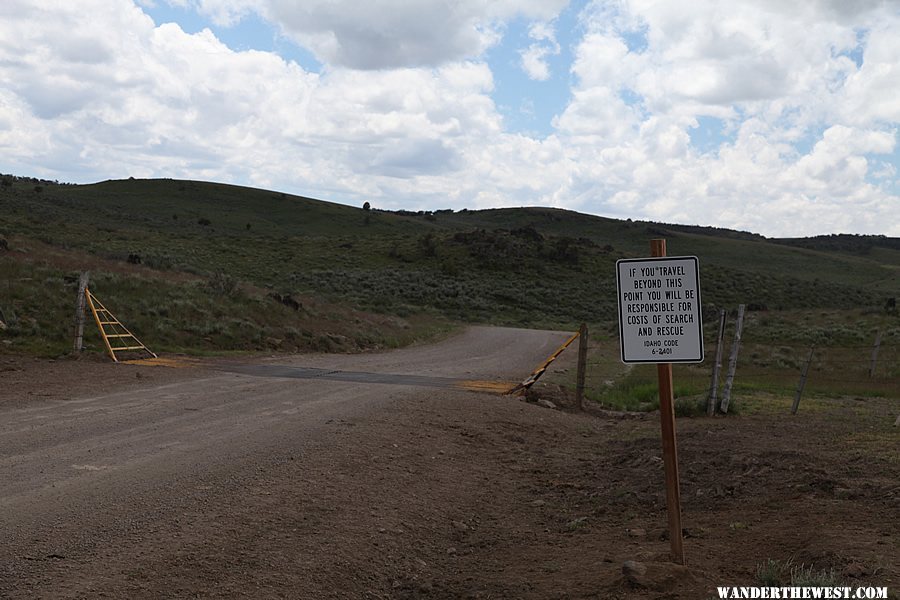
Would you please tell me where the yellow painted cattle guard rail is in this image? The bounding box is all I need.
[84,287,157,362]
[506,330,580,396]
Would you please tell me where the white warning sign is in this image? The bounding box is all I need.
[616,256,704,363]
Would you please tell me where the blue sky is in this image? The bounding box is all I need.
[485,8,580,138]
[142,2,325,72]
[1,0,898,236]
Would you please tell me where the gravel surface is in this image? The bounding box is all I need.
[1,326,897,599]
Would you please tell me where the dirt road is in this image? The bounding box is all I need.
[0,327,567,597]
[1,326,897,599]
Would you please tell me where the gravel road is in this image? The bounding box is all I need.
[5,326,894,599]
[0,326,569,597]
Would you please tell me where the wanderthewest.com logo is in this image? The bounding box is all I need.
[716,587,888,599]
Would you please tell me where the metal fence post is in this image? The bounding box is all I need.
[707,309,727,416]
[719,304,745,414]
[792,347,815,415]
[575,323,588,410]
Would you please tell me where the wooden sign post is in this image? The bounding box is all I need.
[616,239,702,565]
[650,239,684,565]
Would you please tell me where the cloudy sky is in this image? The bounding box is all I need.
[1,0,898,237]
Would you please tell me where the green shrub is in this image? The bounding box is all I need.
[207,272,239,297]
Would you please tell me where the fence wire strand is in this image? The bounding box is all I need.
[581,340,900,400]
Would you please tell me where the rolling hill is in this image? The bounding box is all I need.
[0,174,897,357]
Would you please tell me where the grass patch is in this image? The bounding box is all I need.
[789,563,842,587]
[756,559,845,587]
[586,366,709,413]
[755,558,784,586]
[0,254,455,358]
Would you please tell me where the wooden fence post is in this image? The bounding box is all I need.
[575,323,588,410]
[73,271,90,352]
[869,330,882,378]
[792,347,815,415]
[719,304,745,414]
[707,309,727,416]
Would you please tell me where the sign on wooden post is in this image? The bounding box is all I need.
[616,255,703,363]
[616,240,703,566]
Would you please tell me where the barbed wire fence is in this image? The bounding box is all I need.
[576,321,900,417]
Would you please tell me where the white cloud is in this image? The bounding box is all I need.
[1,0,520,201]
[786,126,894,192]
[553,86,640,143]
[185,0,568,69]
[549,0,900,236]
[200,0,264,26]
[837,24,900,125]
[520,47,551,81]
[520,22,561,81]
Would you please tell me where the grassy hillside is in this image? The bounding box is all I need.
[1,174,898,358]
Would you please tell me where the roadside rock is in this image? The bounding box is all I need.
[524,383,572,409]
[833,487,855,500]
[621,560,697,592]
[622,560,646,579]
[626,527,646,538]
[842,563,870,578]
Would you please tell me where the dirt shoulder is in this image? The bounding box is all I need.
[0,352,203,407]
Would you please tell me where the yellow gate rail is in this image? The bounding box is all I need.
[507,330,580,395]
[85,287,156,363]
